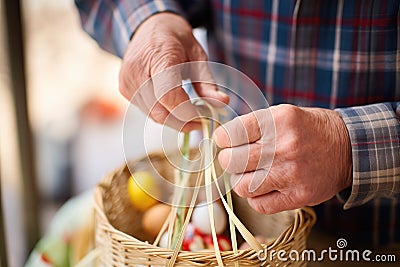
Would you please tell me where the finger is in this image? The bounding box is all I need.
[130,92,150,114]
[120,68,151,102]
[186,42,230,107]
[159,87,200,121]
[213,110,271,148]
[230,169,276,198]
[218,142,274,173]
[152,66,199,122]
[139,83,201,131]
[132,84,183,128]
[132,94,194,131]
[247,191,301,214]
[189,62,229,107]
[148,101,200,132]
[192,82,230,107]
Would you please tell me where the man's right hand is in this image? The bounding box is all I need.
[119,13,229,131]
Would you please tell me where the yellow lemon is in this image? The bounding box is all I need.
[127,171,160,211]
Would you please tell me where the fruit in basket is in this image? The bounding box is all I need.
[192,201,227,235]
[127,171,160,211]
[142,203,171,238]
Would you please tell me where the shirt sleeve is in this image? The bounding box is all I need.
[74,0,185,57]
[335,102,400,209]
[74,0,210,58]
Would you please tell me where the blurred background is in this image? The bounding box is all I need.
[0,0,206,265]
[0,0,135,266]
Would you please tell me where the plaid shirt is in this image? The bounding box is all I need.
[75,0,400,245]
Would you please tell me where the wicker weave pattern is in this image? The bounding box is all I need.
[94,153,316,266]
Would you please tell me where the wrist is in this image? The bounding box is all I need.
[304,107,353,191]
[332,110,353,190]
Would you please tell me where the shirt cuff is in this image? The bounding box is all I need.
[335,103,400,209]
[117,0,185,57]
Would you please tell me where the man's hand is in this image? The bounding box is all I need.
[213,104,353,214]
[119,13,229,131]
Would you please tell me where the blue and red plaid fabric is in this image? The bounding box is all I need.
[75,0,400,246]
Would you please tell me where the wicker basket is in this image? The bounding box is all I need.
[93,152,316,266]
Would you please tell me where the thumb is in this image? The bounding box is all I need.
[213,111,264,148]
[191,62,229,107]
[193,81,230,108]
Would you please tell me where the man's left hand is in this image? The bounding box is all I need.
[213,104,353,214]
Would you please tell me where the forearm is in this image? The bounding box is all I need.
[335,102,400,209]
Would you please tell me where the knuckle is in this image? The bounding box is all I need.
[150,108,168,123]
[217,149,231,171]
[273,104,301,126]
[248,145,261,166]
[118,83,130,100]
[279,104,300,116]
[151,49,186,74]
[213,127,228,148]
[132,37,185,76]
[118,79,134,100]
[284,134,301,157]
[295,185,313,204]
[119,62,145,100]
[191,45,208,61]
[274,135,299,163]
[275,121,302,158]
[233,179,249,198]
[248,198,267,214]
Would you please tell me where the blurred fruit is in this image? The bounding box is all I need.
[142,203,171,238]
[127,171,160,211]
[192,201,227,235]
